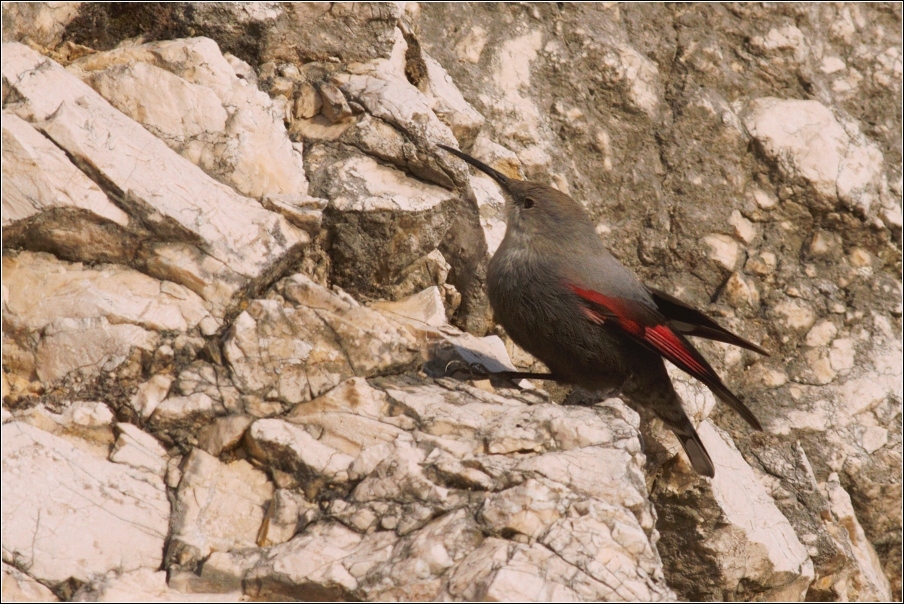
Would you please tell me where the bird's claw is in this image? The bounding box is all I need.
[442,360,494,380]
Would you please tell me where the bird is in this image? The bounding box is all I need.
[439,143,768,477]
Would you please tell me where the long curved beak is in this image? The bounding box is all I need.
[438,144,511,187]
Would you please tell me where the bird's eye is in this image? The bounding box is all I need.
[523,197,535,209]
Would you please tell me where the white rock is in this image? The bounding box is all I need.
[479,479,565,541]
[110,422,169,478]
[77,568,242,602]
[245,523,363,599]
[747,364,788,389]
[1,422,169,587]
[861,426,889,454]
[805,348,837,385]
[195,551,263,594]
[746,251,777,275]
[129,374,176,420]
[37,317,159,385]
[225,275,417,405]
[3,252,214,334]
[261,489,318,546]
[2,112,128,228]
[723,271,759,308]
[170,449,274,564]
[150,393,224,432]
[82,61,228,144]
[422,53,485,141]
[809,231,842,256]
[233,370,671,599]
[2,43,305,313]
[1,562,59,602]
[824,475,892,601]
[701,234,741,271]
[748,26,807,60]
[198,414,254,457]
[848,247,872,268]
[2,251,215,384]
[71,37,309,199]
[322,154,455,213]
[286,382,407,471]
[454,26,488,63]
[749,187,778,209]
[773,299,817,332]
[703,422,815,598]
[596,36,662,119]
[729,210,757,243]
[13,400,115,451]
[820,56,847,74]
[1,2,81,48]
[829,338,855,372]
[541,501,670,600]
[372,286,447,328]
[740,98,884,214]
[260,194,326,233]
[337,29,457,150]
[805,320,838,347]
[486,30,550,170]
[247,419,356,485]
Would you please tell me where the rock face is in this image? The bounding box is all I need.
[1,422,169,595]
[2,3,900,602]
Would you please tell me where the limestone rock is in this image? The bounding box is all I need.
[10,400,115,457]
[2,112,134,264]
[3,251,213,386]
[371,286,448,328]
[3,251,214,334]
[260,194,326,234]
[307,148,459,298]
[225,274,418,406]
[3,42,306,314]
[1,422,169,589]
[1,562,59,602]
[824,474,893,601]
[243,374,670,600]
[198,414,254,457]
[0,2,81,48]
[2,4,900,600]
[149,393,227,442]
[128,374,176,420]
[653,422,814,601]
[739,98,885,215]
[335,30,458,152]
[592,33,663,120]
[71,37,308,199]
[168,448,274,569]
[73,568,242,602]
[110,422,169,478]
[421,52,486,142]
[246,418,357,494]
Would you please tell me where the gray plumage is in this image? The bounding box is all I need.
[441,144,768,477]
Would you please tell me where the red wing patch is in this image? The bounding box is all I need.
[568,285,641,334]
[644,324,710,377]
[569,283,716,381]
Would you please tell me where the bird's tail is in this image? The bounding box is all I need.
[671,418,715,478]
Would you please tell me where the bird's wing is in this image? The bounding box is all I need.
[568,282,763,431]
[646,286,769,356]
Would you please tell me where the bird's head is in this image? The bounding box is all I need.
[439,144,593,240]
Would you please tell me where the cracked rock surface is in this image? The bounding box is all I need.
[2,3,900,602]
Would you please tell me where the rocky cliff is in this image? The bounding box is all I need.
[2,3,900,601]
